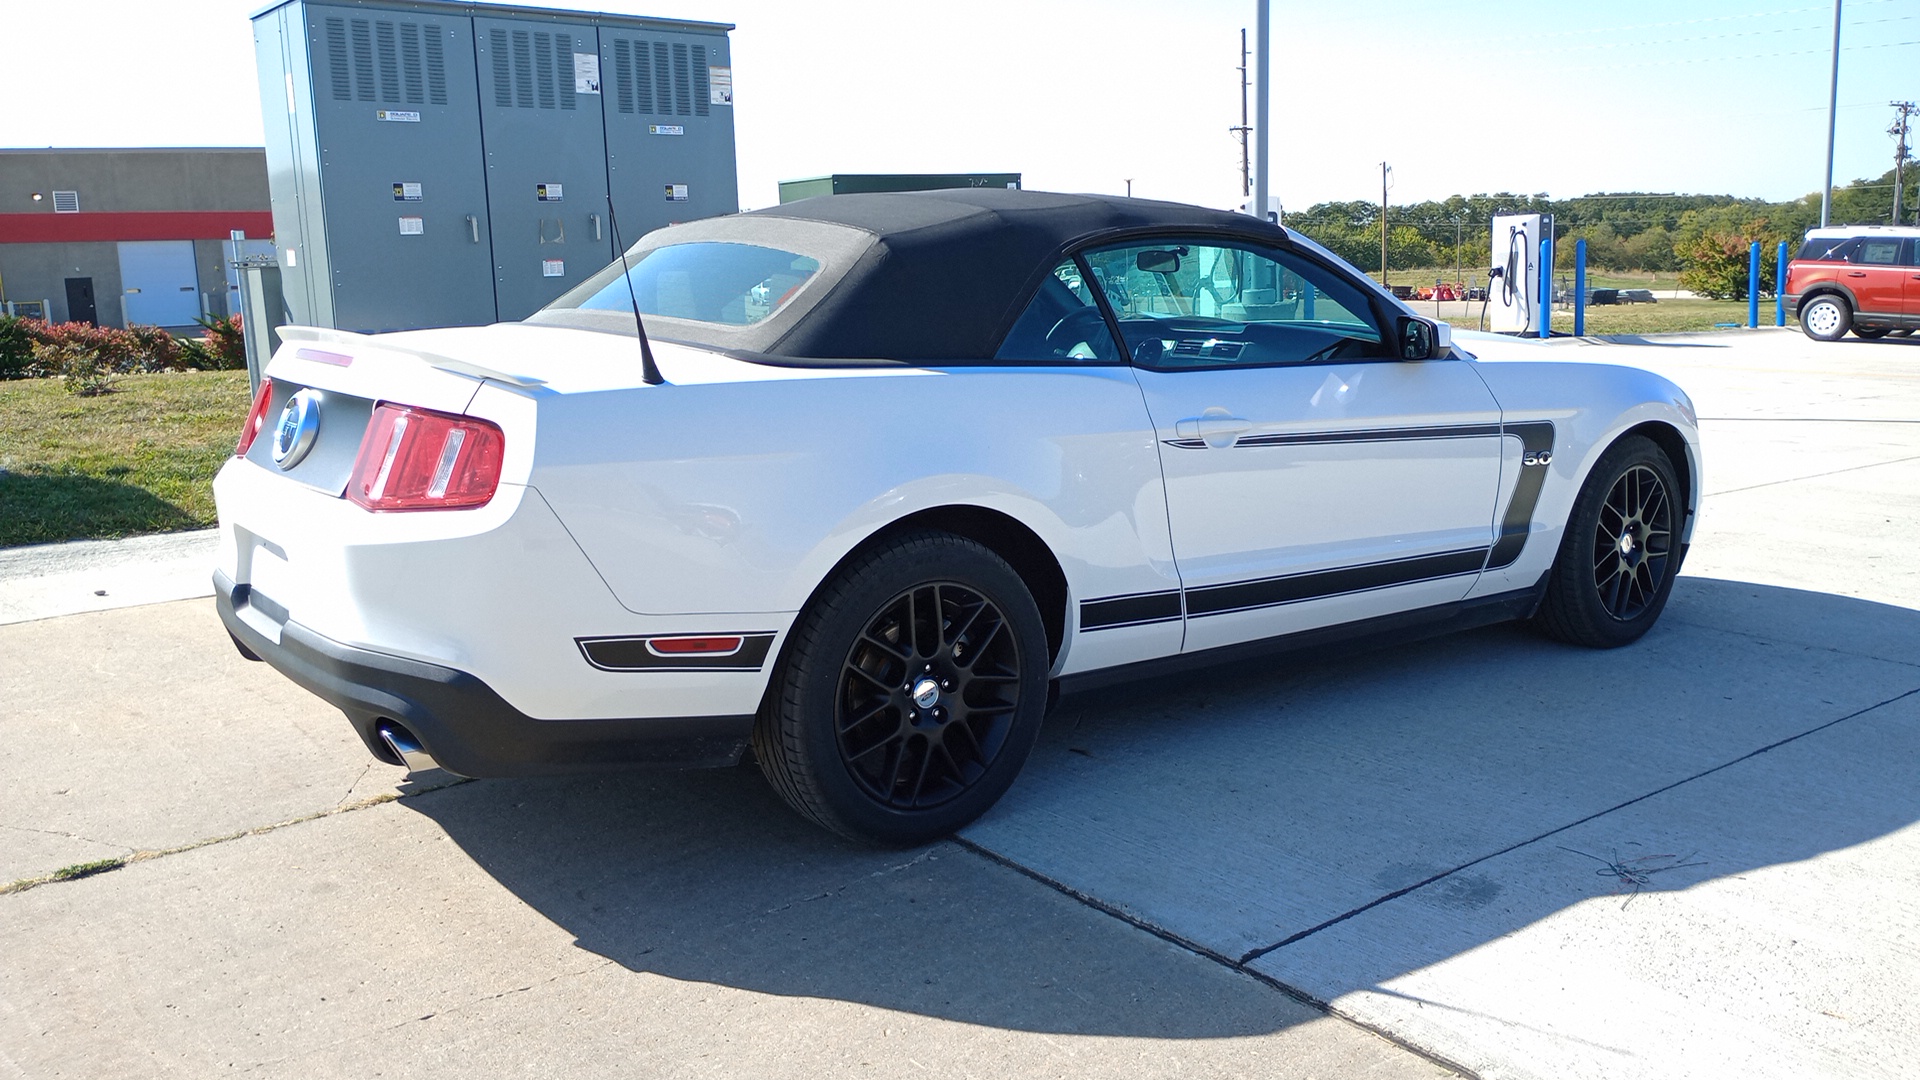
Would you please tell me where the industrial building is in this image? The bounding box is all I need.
[252,0,739,332]
[777,173,1022,204]
[0,148,274,327]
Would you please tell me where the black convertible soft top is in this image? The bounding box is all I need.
[535,188,1291,362]
[752,189,1288,360]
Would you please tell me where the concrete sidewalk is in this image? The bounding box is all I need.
[4,328,1918,1078]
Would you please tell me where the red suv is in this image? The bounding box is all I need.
[1784,227,1920,341]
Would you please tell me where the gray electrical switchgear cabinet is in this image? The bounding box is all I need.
[251,0,738,332]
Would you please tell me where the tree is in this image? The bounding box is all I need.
[1673,215,1785,299]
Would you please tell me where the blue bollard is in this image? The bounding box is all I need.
[1776,241,1789,326]
[1538,238,1552,339]
[1574,238,1587,337]
[1748,242,1761,329]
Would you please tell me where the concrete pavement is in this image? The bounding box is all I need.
[3,326,1918,1078]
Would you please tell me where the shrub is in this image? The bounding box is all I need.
[0,314,37,379]
[125,324,184,372]
[36,340,120,396]
[180,314,247,371]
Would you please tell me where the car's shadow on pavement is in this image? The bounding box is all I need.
[402,577,1920,1038]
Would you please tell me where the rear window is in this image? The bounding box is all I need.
[1796,237,1856,262]
[560,242,822,326]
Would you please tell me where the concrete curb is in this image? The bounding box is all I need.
[0,528,219,625]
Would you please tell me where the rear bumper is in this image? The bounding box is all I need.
[214,571,754,776]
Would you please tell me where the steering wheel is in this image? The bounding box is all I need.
[1044,307,1114,358]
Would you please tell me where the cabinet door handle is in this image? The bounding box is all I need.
[466,215,480,244]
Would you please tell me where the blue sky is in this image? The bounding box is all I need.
[3,0,1914,211]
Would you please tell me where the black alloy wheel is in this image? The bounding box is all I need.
[837,582,1023,810]
[1533,435,1684,648]
[754,532,1048,844]
[1589,464,1673,621]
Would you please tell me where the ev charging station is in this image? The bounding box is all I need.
[1488,213,1548,334]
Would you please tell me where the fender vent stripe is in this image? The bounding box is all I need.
[1488,421,1556,570]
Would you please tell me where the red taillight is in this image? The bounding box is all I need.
[235,377,275,457]
[346,403,505,511]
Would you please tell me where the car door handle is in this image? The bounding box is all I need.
[1846,271,1867,277]
[1175,415,1252,448]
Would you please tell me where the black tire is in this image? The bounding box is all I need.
[1799,294,1851,341]
[1852,326,1889,340]
[1532,435,1682,649]
[753,531,1050,844]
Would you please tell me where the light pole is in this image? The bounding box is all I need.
[1253,1,1270,223]
[1821,0,1842,227]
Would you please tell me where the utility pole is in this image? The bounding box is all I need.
[1379,162,1392,287]
[1892,101,1916,225]
[1822,0,1842,227]
[1232,29,1251,199]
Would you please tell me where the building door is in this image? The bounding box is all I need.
[117,241,202,327]
[64,278,98,326]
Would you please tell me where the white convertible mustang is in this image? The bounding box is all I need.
[215,189,1699,843]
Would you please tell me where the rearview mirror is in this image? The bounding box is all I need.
[1136,250,1181,273]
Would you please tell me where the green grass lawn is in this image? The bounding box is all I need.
[1423,298,1770,336]
[0,371,252,547]
[1383,268,1685,293]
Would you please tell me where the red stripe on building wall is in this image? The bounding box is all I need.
[0,211,276,244]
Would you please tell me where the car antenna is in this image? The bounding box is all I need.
[605,193,665,386]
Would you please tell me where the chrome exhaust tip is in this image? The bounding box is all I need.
[377,724,442,774]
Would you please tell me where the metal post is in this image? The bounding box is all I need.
[1574,238,1587,337]
[1380,162,1390,287]
[1748,241,1762,329]
[1822,0,1842,227]
[1253,1,1270,225]
[1776,241,1790,326]
[1538,237,1551,339]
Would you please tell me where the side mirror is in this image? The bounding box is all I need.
[1398,316,1448,360]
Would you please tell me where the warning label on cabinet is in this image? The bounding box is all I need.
[536,183,563,202]
[665,183,689,202]
[574,53,601,94]
[542,259,565,277]
[709,66,732,105]
[392,182,422,201]
[398,217,424,235]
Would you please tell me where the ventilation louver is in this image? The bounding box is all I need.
[325,17,444,106]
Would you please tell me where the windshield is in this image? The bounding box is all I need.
[559,242,822,327]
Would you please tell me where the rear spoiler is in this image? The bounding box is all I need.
[276,326,548,388]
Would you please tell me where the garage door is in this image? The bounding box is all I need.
[117,241,201,327]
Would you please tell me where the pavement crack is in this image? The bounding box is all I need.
[335,763,373,808]
[1235,682,1920,967]
[1662,614,1920,670]
[951,835,1482,1079]
[0,779,473,897]
[232,958,618,1075]
[1705,453,1920,497]
[0,822,135,853]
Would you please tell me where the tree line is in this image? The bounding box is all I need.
[1283,168,1916,299]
